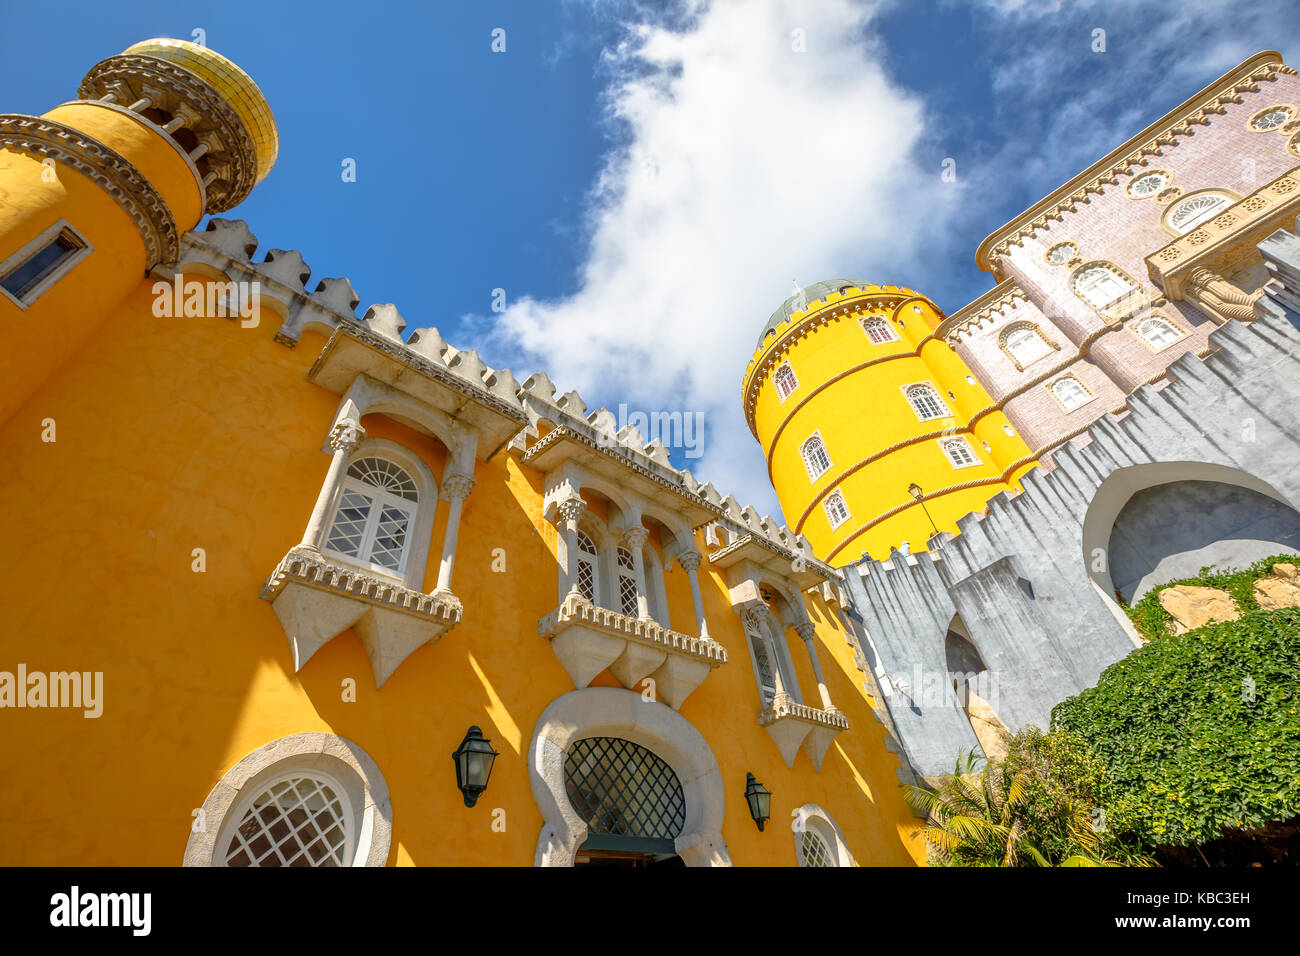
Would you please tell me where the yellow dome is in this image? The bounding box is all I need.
[123,38,278,183]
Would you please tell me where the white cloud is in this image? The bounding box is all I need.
[486,0,950,520]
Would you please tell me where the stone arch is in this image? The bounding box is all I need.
[1081,461,1300,632]
[529,687,731,867]
[945,615,1009,760]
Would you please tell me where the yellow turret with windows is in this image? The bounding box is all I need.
[743,281,1036,564]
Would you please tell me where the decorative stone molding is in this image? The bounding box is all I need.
[758,696,850,770]
[977,54,1297,275]
[677,549,701,573]
[78,54,259,212]
[997,319,1063,371]
[528,687,731,867]
[184,732,392,867]
[936,279,1029,344]
[1146,169,1300,299]
[327,418,365,455]
[441,472,475,502]
[538,593,726,710]
[260,546,461,688]
[0,113,178,267]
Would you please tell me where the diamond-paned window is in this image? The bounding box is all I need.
[564,737,686,841]
[324,457,419,576]
[800,829,833,867]
[575,531,598,602]
[616,547,639,616]
[224,776,349,867]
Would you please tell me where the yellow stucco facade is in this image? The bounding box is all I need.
[743,283,1037,564]
[0,40,923,867]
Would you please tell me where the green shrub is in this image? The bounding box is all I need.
[1124,552,1298,641]
[1052,607,1300,849]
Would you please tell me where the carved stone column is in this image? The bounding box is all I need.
[1186,268,1262,323]
[678,550,711,640]
[433,472,475,596]
[795,620,837,712]
[557,498,587,599]
[299,418,366,552]
[623,527,651,620]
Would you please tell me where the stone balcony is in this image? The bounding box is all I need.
[538,593,727,710]
[261,546,461,688]
[758,696,850,770]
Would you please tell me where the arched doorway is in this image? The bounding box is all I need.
[945,616,1010,760]
[1081,463,1300,631]
[565,736,686,867]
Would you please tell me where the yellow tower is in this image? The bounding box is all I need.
[0,38,276,425]
[742,281,1036,564]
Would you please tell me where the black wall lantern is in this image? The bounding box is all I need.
[744,773,771,831]
[452,726,499,807]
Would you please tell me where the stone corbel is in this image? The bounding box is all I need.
[1186,268,1263,323]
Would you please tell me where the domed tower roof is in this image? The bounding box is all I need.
[757,280,873,349]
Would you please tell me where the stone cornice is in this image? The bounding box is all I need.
[260,546,463,622]
[935,279,1029,344]
[976,52,1296,277]
[78,53,259,213]
[0,113,179,267]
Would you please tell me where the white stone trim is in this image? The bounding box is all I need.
[0,218,93,310]
[792,802,856,867]
[528,687,731,867]
[184,732,392,867]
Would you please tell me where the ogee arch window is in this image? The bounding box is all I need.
[565,737,686,852]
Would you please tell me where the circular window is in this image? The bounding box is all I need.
[965,374,976,385]
[982,441,991,452]
[1251,105,1293,131]
[225,774,351,867]
[1045,242,1077,265]
[1003,424,1016,437]
[1127,170,1170,198]
[1155,186,1183,205]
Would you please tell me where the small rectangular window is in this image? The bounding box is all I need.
[0,222,90,308]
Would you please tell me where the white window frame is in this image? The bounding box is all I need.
[1002,325,1052,369]
[800,432,833,481]
[1049,375,1094,412]
[773,362,799,403]
[823,490,851,530]
[575,529,601,605]
[1071,263,1138,313]
[1132,313,1185,352]
[901,382,949,422]
[939,437,981,470]
[859,316,898,344]
[315,438,438,590]
[1161,189,1239,236]
[793,803,856,867]
[0,219,93,310]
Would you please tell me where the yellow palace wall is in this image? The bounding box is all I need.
[0,270,924,866]
[748,286,1035,563]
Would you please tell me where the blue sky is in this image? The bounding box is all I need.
[4,0,1297,521]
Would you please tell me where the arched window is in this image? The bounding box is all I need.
[824,491,850,529]
[773,362,798,401]
[1001,324,1053,369]
[1071,263,1139,313]
[941,437,980,469]
[1134,314,1183,351]
[860,316,897,344]
[575,531,599,602]
[1163,190,1237,235]
[565,737,686,855]
[616,546,638,616]
[225,773,352,867]
[1051,376,1092,411]
[747,625,777,705]
[905,383,947,422]
[324,457,419,575]
[792,804,855,867]
[801,433,832,481]
[799,829,833,867]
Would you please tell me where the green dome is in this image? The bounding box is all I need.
[758,279,873,349]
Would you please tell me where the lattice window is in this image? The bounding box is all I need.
[905,384,947,421]
[224,776,350,867]
[860,316,897,344]
[799,829,833,867]
[323,457,418,575]
[1051,376,1091,410]
[1135,315,1182,350]
[824,491,850,529]
[616,547,639,616]
[801,434,832,481]
[564,737,686,841]
[942,438,979,469]
[576,531,598,602]
[773,362,799,401]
